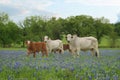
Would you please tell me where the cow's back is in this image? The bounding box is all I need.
[72,37,97,50]
[40,42,47,51]
[47,40,62,48]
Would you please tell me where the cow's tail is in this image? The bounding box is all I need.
[87,37,99,57]
[95,51,98,57]
[94,39,99,58]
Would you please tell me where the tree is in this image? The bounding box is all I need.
[93,17,113,43]
[0,12,10,47]
[109,30,118,47]
[115,22,120,36]
[7,21,21,44]
[0,12,21,47]
[20,16,47,47]
[63,15,95,37]
[0,12,9,24]
[45,17,65,39]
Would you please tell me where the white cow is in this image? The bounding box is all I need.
[66,34,99,57]
[44,36,64,54]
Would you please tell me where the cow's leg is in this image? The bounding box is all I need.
[49,48,52,54]
[76,48,80,56]
[90,48,95,56]
[53,49,57,54]
[42,50,48,57]
[47,48,51,54]
[27,50,30,57]
[70,49,74,55]
[59,48,64,54]
[33,52,36,58]
[71,49,76,58]
[61,49,64,54]
[61,45,64,54]
[59,43,64,54]
[41,51,44,57]
[95,48,99,57]
[45,51,48,57]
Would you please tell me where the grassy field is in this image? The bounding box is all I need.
[0,49,120,80]
[0,48,26,51]
[99,36,120,48]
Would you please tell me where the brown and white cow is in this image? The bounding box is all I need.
[25,41,48,58]
[52,44,71,53]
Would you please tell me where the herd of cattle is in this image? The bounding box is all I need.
[25,34,99,58]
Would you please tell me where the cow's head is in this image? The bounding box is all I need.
[66,34,72,43]
[72,34,77,39]
[25,40,32,47]
[44,36,49,42]
[25,40,30,44]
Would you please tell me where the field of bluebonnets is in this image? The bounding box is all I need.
[0,49,120,80]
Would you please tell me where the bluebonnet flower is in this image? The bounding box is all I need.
[116,56,120,61]
[106,75,110,80]
[55,67,59,72]
[14,62,21,69]
[70,67,74,72]
[36,66,39,70]
[8,75,12,80]
[88,75,92,80]
[43,64,49,69]
[0,67,2,72]
[80,76,83,80]
[113,75,118,80]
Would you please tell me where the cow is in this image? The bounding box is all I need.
[25,40,48,58]
[53,44,71,53]
[63,44,71,52]
[66,34,99,57]
[44,36,64,54]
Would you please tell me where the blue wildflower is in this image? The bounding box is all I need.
[0,67,2,72]
[106,75,110,80]
[70,67,74,72]
[88,75,92,80]
[14,62,21,69]
[113,75,118,80]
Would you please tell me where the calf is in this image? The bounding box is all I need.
[25,41,48,58]
[44,36,64,54]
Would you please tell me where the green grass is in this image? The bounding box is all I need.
[99,36,110,47]
[99,36,120,48]
[0,48,26,51]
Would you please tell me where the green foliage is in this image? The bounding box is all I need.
[63,15,95,36]
[115,22,120,36]
[93,17,113,43]
[0,11,120,47]
[0,12,21,47]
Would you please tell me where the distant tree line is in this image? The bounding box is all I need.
[0,12,120,48]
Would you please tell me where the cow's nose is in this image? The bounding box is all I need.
[67,41,70,43]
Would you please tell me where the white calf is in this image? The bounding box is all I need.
[44,36,64,54]
[66,34,99,57]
